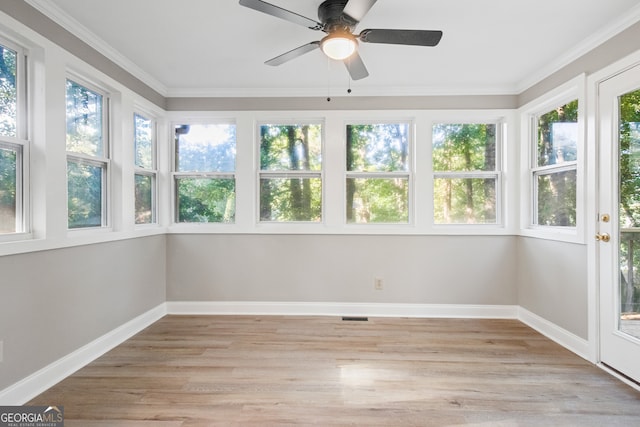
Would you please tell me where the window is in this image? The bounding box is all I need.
[66,78,109,229]
[346,123,411,224]
[0,39,27,235]
[259,123,322,222]
[532,100,578,227]
[174,123,236,223]
[432,123,500,224]
[134,113,156,225]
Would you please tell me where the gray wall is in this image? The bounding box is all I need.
[166,234,518,305]
[0,235,166,390]
[517,237,588,339]
[0,232,591,394]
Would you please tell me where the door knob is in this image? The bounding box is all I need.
[595,233,610,242]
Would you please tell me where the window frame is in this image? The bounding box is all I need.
[431,121,504,227]
[256,120,325,224]
[0,36,29,239]
[520,74,586,243]
[344,120,414,226]
[530,104,579,228]
[133,111,158,226]
[171,121,237,225]
[65,75,110,230]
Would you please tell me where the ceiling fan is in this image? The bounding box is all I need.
[239,0,443,80]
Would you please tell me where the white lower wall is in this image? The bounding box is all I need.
[517,237,588,339]
[166,234,518,305]
[0,235,167,392]
[1,233,596,405]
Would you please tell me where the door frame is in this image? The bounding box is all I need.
[587,50,640,385]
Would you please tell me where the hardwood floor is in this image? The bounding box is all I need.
[29,315,640,426]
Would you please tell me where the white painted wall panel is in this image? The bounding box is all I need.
[0,235,166,390]
[166,234,518,305]
[517,237,588,339]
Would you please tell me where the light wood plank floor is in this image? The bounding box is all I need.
[29,316,640,426]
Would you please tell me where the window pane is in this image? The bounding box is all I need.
[347,124,409,172]
[134,114,153,169]
[67,161,104,228]
[0,44,18,138]
[619,90,640,228]
[260,177,322,222]
[537,100,578,167]
[434,178,497,224]
[66,80,104,157]
[432,124,496,172]
[619,90,640,325]
[0,145,18,233]
[135,173,154,225]
[346,178,408,223]
[176,177,235,223]
[175,124,236,172]
[536,169,577,226]
[260,124,322,171]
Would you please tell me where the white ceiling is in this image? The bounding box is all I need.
[26,0,640,97]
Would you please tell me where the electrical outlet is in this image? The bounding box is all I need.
[374,277,383,290]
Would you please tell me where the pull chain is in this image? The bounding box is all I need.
[327,57,331,102]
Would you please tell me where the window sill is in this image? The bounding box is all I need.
[167,222,513,236]
[519,226,586,244]
[0,227,166,257]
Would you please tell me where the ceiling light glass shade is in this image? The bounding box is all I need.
[321,33,357,60]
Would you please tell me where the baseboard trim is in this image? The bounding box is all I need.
[166,301,519,319]
[517,306,591,361]
[1,302,594,405]
[0,303,167,405]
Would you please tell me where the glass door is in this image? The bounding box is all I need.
[598,63,640,382]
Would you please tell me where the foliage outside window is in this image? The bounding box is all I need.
[259,124,322,222]
[134,113,156,225]
[533,100,578,227]
[174,123,236,223]
[432,123,499,224]
[346,123,410,224]
[619,89,640,314]
[1,40,26,234]
[66,79,108,229]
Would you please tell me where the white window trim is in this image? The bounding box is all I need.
[134,170,157,225]
[65,75,111,231]
[133,111,158,226]
[430,120,504,227]
[170,120,237,225]
[256,120,325,225]
[0,36,29,238]
[344,120,414,226]
[163,110,516,236]
[519,74,586,243]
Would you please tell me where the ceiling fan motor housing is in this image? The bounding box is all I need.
[318,0,358,32]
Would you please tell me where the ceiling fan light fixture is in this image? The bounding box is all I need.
[321,32,357,60]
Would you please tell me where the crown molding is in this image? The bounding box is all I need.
[19,0,640,101]
[514,2,640,94]
[24,0,169,97]
[165,83,519,98]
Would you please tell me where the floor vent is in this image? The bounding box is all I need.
[342,316,369,321]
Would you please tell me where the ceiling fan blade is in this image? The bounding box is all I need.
[239,0,323,30]
[265,41,320,66]
[343,0,378,22]
[359,29,443,46]
[344,52,369,80]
